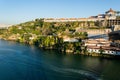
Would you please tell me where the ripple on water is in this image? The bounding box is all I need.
[46,64,103,80]
[0,48,22,54]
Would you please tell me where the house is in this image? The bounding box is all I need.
[105,8,117,19]
[85,38,111,47]
[85,38,120,55]
[63,37,79,42]
[87,46,120,55]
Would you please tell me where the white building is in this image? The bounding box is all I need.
[44,8,117,23]
[87,46,120,55]
[85,38,120,55]
[63,38,79,42]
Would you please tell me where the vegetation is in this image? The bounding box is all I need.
[0,18,89,54]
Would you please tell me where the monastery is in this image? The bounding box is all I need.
[44,8,120,27]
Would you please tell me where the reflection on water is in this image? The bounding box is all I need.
[0,40,120,80]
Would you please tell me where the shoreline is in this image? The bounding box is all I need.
[1,38,120,59]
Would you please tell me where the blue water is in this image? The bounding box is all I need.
[0,40,120,80]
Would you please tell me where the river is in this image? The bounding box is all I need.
[0,40,120,80]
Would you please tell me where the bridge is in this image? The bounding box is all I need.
[0,27,9,29]
[0,24,11,29]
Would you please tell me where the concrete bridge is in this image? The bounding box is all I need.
[0,24,11,29]
[0,27,9,29]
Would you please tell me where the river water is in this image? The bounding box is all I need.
[0,40,120,80]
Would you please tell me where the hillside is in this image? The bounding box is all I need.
[0,18,89,53]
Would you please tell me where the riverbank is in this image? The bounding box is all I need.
[81,52,120,59]
[1,38,120,59]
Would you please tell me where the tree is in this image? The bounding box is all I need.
[35,18,44,27]
[99,46,105,55]
[82,46,87,54]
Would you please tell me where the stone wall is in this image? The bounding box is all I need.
[77,29,111,35]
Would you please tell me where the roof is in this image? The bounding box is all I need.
[106,8,116,13]
[98,14,105,16]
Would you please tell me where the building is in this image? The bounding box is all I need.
[44,8,117,22]
[85,38,111,47]
[87,46,120,55]
[44,8,120,27]
[108,30,120,48]
[85,38,120,55]
[105,8,117,19]
[63,36,79,42]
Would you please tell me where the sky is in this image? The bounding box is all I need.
[0,0,120,24]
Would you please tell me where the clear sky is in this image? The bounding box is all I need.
[0,0,120,24]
